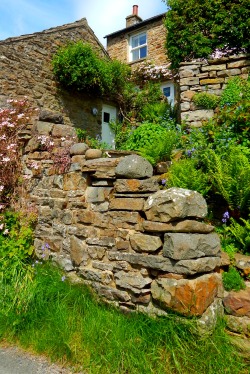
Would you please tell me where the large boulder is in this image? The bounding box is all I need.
[144,188,207,222]
[151,273,221,316]
[115,155,153,179]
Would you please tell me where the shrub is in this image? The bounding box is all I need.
[52,41,130,98]
[220,76,250,107]
[222,266,246,292]
[193,92,220,110]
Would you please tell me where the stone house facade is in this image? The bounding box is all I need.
[0,18,115,140]
[105,5,176,107]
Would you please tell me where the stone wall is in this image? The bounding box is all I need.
[179,54,250,127]
[0,18,108,136]
[22,115,225,325]
[106,18,167,68]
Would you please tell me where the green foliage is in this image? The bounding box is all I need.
[193,92,220,109]
[166,158,211,196]
[222,266,246,292]
[123,122,180,164]
[109,121,133,150]
[164,0,250,67]
[204,146,250,217]
[226,218,250,254]
[0,211,35,280]
[0,261,247,373]
[75,127,109,149]
[75,128,87,142]
[52,41,130,98]
[220,76,250,107]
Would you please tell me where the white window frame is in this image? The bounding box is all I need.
[129,31,147,62]
[161,82,175,107]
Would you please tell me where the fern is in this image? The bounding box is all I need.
[204,146,250,215]
[226,218,250,254]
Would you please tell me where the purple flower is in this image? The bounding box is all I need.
[161,179,167,185]
[222,211,230,223]
[61,276,66,282]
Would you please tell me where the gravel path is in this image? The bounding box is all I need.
[0,345,81,374]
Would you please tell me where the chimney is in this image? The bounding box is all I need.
[126,5,142,28]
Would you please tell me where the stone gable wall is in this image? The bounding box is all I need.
[180,54,250,127]
[0,19,107,135]
[106,19,167,68]
[21,114,226,326]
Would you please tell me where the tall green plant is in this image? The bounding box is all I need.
[204,146,250,216]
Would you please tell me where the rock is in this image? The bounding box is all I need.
[220,251,231,267]
[63,172,87,191]
[197,299,224,335]
[143,220,214,233]
[70,236,89,266]
[115,155,153,179]
[223,289,250,317]
[225,315,250,336]
[78,268,113,285]
[151,273,221,316]
[182,110,214,123]
[114,178,159,193]
[163,233,221,260]
[39,110,64,124]
[130,233,162,253]
[92,282,131,302]
[86,237,115,247]
[109,198,145,211]
[108,251,175,272]
[36,121,53,135]
[70,143,89,155]
[174,256,221,275]
[155,161,172,174]
[144,188,207,223]
[235,253,250,276]
[85,186,112,203]
[115,270,152,292]
[85,148,102,159]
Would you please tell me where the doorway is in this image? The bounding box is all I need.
[102,104,116,149]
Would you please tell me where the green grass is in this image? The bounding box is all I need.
[0,261,248,374]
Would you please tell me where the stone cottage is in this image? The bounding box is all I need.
[105,5,176,107]
[0,18,115,140]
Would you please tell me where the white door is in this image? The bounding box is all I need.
[102,104,116,149]
[161,82,175,107]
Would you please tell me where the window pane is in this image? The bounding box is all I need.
[132,49,139,61]
[103,112,110,123]
[163,87,171,97]
[132,36,139,48]
[139,46,147,59]
[139,34,146,45]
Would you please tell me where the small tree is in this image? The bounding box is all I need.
[163,0,250,68]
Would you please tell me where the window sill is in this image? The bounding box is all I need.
[128,57,147,65]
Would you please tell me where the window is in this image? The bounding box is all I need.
[161,82,175,107]
[129,32,147,62]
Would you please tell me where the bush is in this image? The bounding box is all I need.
[220,76,250,107]
[222,266,246,292]
[193,92,220,110]
[52,41,130,98]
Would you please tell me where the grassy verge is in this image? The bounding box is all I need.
[0,261,248,374]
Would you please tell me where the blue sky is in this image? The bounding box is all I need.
[0,0,167,46]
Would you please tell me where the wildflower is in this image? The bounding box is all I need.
[161,179,167,185]
[3,229,9,235]
[222,211,230,223]
[61,276,66,282]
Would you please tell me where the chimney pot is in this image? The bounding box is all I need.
[133,5,138,16]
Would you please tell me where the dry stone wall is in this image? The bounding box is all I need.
[22,116,225,325]
[180,54,250,127]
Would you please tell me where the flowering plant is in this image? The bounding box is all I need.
[0,98,37,208]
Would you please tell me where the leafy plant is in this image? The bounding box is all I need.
[193,92,220,110]
[222,266,246,292]
[166,158,211,196]
[204,146,250,217]
[163,0,250,67]
[52,41,130,98]
[0,210,36,280]
[226,218,250,255]
[220,76,250,107]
